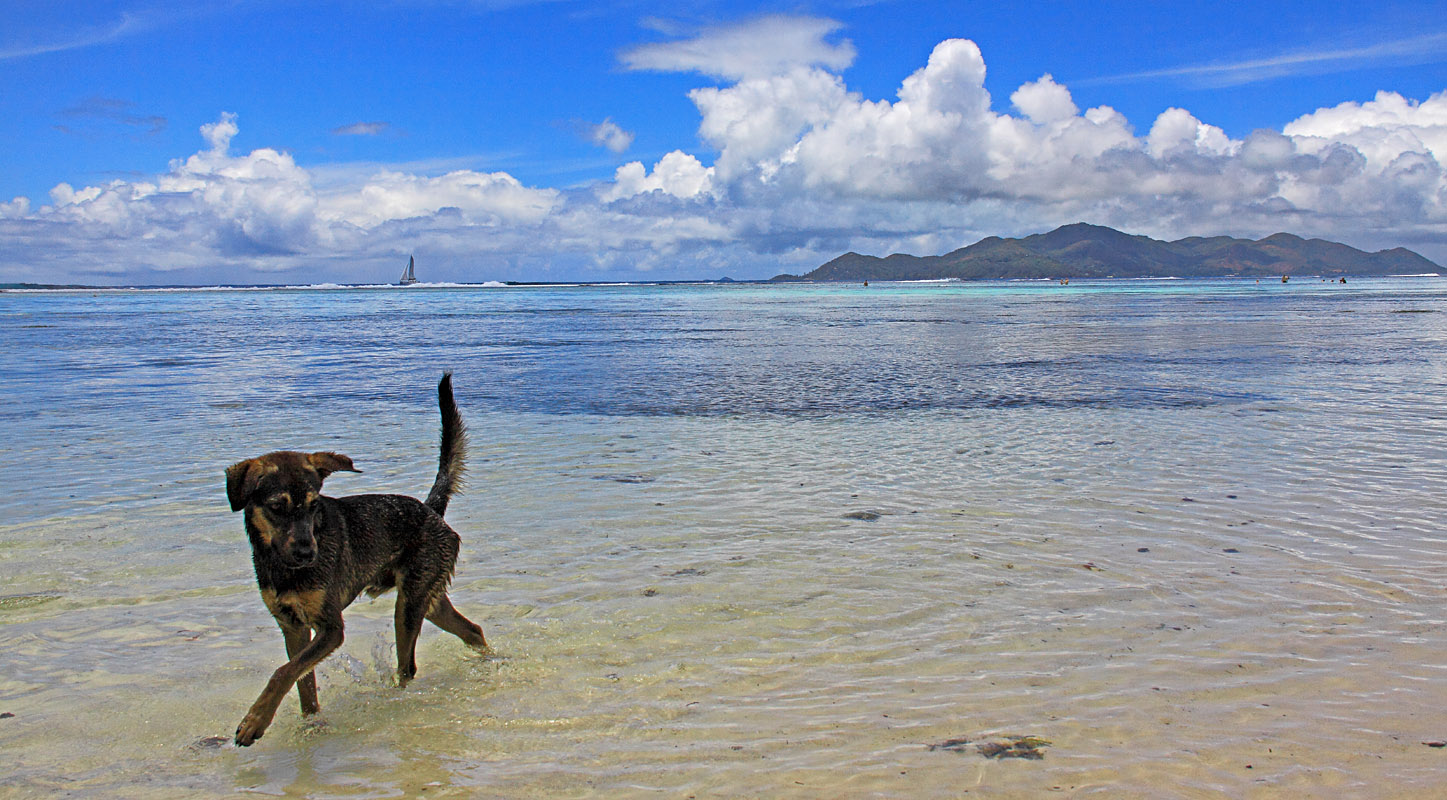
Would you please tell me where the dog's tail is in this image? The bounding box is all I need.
[424,372,468,517]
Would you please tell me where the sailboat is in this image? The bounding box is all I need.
[398,255,418,285]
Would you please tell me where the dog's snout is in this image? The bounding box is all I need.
[281,527,318,565]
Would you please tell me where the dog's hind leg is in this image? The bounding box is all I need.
[282,624,321,715]
[426,594,487,650]
[393,576,430,688]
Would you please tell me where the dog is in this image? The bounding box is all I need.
[225,373,487,746]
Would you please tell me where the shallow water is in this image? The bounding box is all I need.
[3,278,1447,797]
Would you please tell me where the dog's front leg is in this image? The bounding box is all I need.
[282,623,321,715]
[236,622,343,746]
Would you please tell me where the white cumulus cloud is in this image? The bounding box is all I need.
[666,37,1446,252]
[1146,108,1237,158]
[587,118,635,154]
[322,169,560,228]
[6,112,566,278]
[690,67,852,181]
[1011,74,1079,125]
[1283,90,1447,167]
[602,151,714,201]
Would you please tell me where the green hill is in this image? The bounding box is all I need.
[772,224,1441,281]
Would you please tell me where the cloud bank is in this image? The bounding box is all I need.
[3,19,1445,284]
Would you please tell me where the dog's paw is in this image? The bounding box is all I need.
[234,713,268,747]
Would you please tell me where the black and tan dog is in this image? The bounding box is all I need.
[225,373,487,746]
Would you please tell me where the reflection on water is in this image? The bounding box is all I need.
[3,278,1447,797]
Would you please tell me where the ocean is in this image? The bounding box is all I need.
[2,277,1446,797]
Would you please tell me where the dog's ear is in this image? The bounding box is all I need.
[225,458,261,512]
[308,451,360,480]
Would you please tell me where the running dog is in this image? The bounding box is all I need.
[225,373,487,746]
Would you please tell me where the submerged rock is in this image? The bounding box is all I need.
[843,510,882,521]
[594,474,655,484]
[930,735,1051,760]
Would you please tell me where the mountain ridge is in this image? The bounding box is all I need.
[772,224,1441,282]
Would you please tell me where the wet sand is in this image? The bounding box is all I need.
[4,408,1447,798]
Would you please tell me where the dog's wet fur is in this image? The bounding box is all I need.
[225,373,486,746]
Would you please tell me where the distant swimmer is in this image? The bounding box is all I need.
[1282,275,1289,283]
[863,280,869,287]
[1340,277,1347,283]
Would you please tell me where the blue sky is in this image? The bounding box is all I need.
[2,0,1445,285]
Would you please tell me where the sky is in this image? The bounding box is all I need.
[1,0,1445,285]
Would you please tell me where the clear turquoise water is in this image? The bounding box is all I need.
[3,278,1447,797]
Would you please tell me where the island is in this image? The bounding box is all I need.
[771,223,1441,282]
